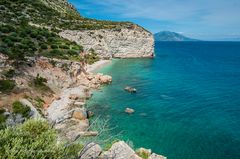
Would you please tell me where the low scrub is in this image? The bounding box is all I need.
[0,80,16,93]
[12,101,31,118]
[0,119,83,158]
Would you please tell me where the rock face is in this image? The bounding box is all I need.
[59,28,154,58]
[79,142,102,159]
[100,141,141,159]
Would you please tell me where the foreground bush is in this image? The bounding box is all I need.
[0,119,82,159]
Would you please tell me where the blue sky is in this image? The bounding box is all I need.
[69,0,240,40]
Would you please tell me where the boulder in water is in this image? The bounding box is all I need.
[125,108,135,114]
[124,86,137,93]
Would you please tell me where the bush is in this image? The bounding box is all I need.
[60,45,69,49]
[0,80,15,93]
[51,44,58,49]
[33,74,47,87]
[40,44,48,49]
[85,51,100,65]
[12,101,31,118]
[2,69,15,78]
[0,119,83,159]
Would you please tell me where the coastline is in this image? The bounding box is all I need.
[87,60,112,73]
[46,59,114,141]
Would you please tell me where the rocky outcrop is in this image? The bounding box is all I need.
[79,142,102,159]
[79,141,167,159]
[19,99,42,119]
[100,141,141,159]
[59,28,154,58]
[148,153,167,159]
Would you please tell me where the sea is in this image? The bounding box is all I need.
[86,42,240,159]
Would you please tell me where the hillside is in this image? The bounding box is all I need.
[154,31,199,41]
[0,0,153,60]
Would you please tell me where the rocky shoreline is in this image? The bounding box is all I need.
[0,54,166,158]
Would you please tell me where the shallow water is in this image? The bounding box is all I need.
[87,42,240,159]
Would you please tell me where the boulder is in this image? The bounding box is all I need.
[99,75,112,84]
[87,110,94,118]
[148,153,167,159]
[72,108,87,120]
[125,108,135,114]
[79,131,98,137]
[124,86,137,93]
[100,141,141,159]
[79,142,102,159]
[20,99,42,119]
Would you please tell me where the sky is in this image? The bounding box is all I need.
[69,0,240,40]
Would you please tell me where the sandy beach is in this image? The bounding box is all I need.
[86,60,112,73]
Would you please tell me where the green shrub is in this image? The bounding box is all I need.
[136,150,151,159]
[85,51,100,65]
[40,44,48,49]
[33,74,47,87]
[51,44,58,49]
[0,119,83,159]
[60,45,69,49]
[0,80,15,93]
[12,101,31,118]
[2,69,15,78]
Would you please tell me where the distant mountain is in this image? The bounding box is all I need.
[154,31,199,41]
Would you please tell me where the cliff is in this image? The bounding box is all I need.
[60,28,154,58]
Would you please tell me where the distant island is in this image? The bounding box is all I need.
[154,31,200,41]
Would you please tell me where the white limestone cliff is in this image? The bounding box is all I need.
[59,27,154,58]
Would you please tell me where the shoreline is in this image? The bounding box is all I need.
[87,60,112,73]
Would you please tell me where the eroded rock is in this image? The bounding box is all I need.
[148,153,167,159]
[79,142,102,159]
[100,141,141,159]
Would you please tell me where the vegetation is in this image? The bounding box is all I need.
[136,150,151,159]
[0,80,15,93]
[2,69,15,78]
[31,74,52,92]
[85,49,100,64]
[0,24,83,61]
[12,101,31,118]
[0,109,7,129]
[0,0,134,31]
[0,119,83,159]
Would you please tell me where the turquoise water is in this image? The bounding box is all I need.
[87,42,240,159]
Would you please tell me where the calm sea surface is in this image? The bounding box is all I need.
[87,42,240,159]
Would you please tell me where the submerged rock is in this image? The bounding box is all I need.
[124,86,137,93]
[125,108,135,114]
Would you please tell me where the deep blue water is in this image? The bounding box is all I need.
[87,42,240,159]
